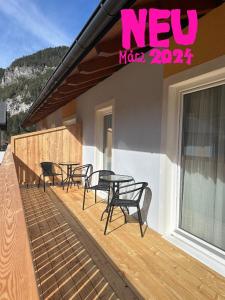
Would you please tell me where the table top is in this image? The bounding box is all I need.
[59,162,80,166]
[100,174,133,183]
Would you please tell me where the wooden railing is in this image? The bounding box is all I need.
[0,147,39,299]
[11,124,82,185]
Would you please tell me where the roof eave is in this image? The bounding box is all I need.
[22,0,136,127]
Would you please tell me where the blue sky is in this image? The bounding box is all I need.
[0,0,99,68]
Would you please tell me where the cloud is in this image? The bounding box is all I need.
[0,0,71,46]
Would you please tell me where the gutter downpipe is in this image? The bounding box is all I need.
[22,0,136,127]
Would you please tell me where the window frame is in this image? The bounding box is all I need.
[175,81,225,260]
[161,62,225,276]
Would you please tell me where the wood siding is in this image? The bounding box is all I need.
[11,124,82,185]
[0,147,39,300]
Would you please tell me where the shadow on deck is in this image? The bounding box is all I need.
[20,187,139,300]
[21,186,225,300]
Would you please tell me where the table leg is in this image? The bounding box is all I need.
[100,182,114,221]
[62,165,71,188]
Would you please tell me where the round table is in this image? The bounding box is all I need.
[100,174,133,220]
[59,162,80,184]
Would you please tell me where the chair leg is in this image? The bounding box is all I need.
[95,190,97,203]
[120,207,127,223]
[104,205,113,235]
[87,183,89,193]
[38,175,42,188]
[44,177,46,192]
[83,187,87,210]
[107,190,110,205]
[53,175,55,186]
[109,206,114,222]
[137,205,144,237]
[100,209,106,221]
[61,174,64,189]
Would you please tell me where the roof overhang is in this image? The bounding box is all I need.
[22,0,223,127]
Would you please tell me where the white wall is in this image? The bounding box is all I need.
[76,59,164,232]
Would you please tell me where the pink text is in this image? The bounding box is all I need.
[121,9,198,49]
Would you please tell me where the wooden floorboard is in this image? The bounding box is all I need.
[49,185,225,300]
[20,187,137,300]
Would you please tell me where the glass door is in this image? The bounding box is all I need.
[103,114,112,170]
[180,83,225,251]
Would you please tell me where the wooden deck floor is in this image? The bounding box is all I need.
[20,187,138,300]
[48,185,225,300]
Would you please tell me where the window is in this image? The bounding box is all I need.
[103,114,112,170]
[180,83,225,251]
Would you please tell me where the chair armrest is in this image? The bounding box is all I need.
[86,170,100,180]
[85,171,99,187]
[117,182,148,196]
[53,163,63,174]
[71,165,84,175]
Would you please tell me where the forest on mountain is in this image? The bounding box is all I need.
[0,46,69,139]
[11,46,68,68]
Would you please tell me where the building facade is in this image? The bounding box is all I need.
[23,2,225,276]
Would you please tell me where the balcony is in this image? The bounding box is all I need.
[1,125,225,299]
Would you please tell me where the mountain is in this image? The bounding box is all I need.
[0,68,4,81]
[0,46,69,138]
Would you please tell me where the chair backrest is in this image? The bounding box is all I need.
[73,164,93,176]
[118,182,148,203]
[118,177,135,189]
[40,162,54,176]
[87,170,115,186]
[98,170,115,184]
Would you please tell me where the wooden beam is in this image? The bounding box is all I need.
[66,66,121,84]
[95,35,122,57]
[50,93,80,103]
[57,77,108,94]
[33,99,76,122]
[52,89,85,99]
[78,55,119,74]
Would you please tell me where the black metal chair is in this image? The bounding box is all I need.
[67,164,92,192]
[38,162,63,192]
[83,170,115,210]
[104,182,148,237]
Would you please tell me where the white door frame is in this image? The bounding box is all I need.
[95,100,115,171]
